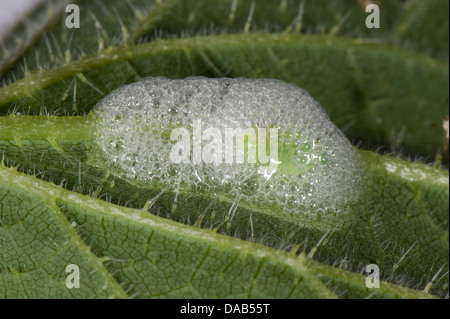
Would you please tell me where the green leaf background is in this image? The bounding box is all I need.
[0,0,448,299]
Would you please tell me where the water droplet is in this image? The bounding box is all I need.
[168,107,178,115]
[297,155,308,165]
[240,175,259,196]
[301,142,312,153]
[151,99,160,109]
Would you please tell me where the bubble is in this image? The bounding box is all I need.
[93,77,362,214]
[151,99,160,109]
[320,154,328,165]
[301,142,312,153]
[168,107,178,115]
[240,175,260,196]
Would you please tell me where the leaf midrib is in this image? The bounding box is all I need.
[1,32,446,106]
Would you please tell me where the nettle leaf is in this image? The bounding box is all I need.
[1,34,448,159]
[0,163,438,299]
[0,114,448,298]
[3,0,446,82]
[0,0,448,299]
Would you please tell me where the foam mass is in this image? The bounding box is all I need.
[93,77,362,214]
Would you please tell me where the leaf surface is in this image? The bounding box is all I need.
[0,0,448,299]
